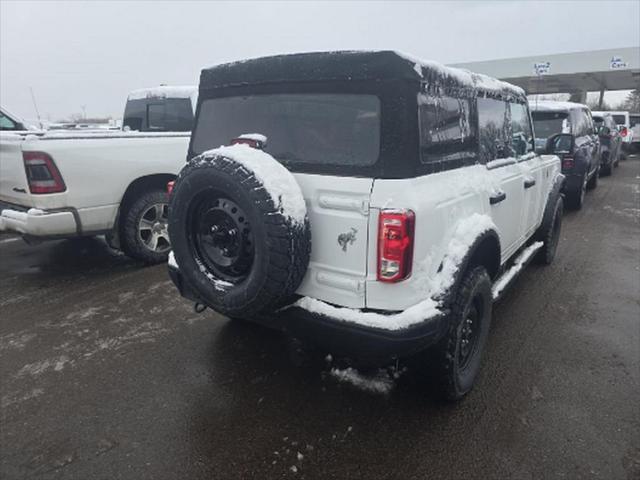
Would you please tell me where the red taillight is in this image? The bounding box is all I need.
[562,156,575,170]
[23,152,66,194]
[167,180,175,196]
[231,137,262,149]
[620,127,628,137]
[377,209,415,283]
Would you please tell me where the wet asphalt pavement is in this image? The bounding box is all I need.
[1,158,639,480]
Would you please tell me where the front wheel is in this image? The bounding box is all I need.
[120,190,171,263]
[535,196,563,265]
[433,266,493,401]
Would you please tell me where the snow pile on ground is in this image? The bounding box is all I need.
[294,213,496,331]
[492,241,543,299]
[329,367,394,394]
[197,144,307,225]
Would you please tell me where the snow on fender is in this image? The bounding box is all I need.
[168,144,311,318]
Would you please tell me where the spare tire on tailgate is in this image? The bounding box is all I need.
[168,144,311,318]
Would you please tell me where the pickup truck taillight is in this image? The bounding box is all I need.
[23,152,66,194]
[377,209,415,283]
[167,180,175,196]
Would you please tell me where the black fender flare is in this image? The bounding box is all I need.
[437,228,502,308]
[536,173,565,241]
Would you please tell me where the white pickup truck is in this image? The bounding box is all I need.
[0,86,196,263]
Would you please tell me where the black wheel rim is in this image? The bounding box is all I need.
[458,295,484,371]
[189,195,254,284]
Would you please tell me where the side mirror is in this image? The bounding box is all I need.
[546,133,573,155]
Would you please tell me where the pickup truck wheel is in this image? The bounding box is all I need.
[535,196,563,265]
[120,190,171,264]
[434,266,492,401]
[169,152,311,318]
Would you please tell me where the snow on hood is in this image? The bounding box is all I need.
[196,144,307,225]
[529,100,587,112]
[293,213,496,331]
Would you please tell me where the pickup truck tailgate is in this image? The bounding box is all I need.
[0,135,36,207]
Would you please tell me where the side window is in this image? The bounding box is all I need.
[0,112,18,131]
[477,97,510,163]
[163,99,194,132]
[418,94,476,171]
[147,103,166,130]
[509,102,534,157]
[570,109,588,137]
[585,110,595,135]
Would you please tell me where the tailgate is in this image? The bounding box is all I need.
[0,135,34,207]
[293,173,373,309]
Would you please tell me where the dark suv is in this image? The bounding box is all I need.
[592,111,622,175]
[532,101,600,209]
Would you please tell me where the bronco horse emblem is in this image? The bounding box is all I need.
[337,227,358,252]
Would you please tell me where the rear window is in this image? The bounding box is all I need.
[532,111,570,139]
[123,98,193,132]
[630,115,640,127]
[612,114,626,125]
[192,94,381,167]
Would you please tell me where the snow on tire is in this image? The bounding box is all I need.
[168,145,311,318]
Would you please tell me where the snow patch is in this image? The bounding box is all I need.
[329,367,394,394]
[196,144,307,225]
[168,250,178,269]
[237,133,267,143]
[127,85,196,101]
[492,242,543,299]
[530,100,587,112]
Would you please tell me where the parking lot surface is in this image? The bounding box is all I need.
[1,158,639,480]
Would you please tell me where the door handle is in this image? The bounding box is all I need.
[490,191,507,205]
[524,178,536,189]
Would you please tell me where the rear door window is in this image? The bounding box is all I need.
[193,94,381,167]
[477,97,510,163]
[418,94,476,170]
[612,114,626,125]
[509,102,534,157]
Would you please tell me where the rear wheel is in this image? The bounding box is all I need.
[120,190,171,263]
[433,266,492,401]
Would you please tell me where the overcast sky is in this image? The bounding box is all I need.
[2,0,639,121]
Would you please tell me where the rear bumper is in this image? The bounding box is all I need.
[562,172,584,194]
[0,202,77,236]
[168,263,448,364]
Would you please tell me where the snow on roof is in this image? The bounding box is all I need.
[530,100,588,112]
[395,51,525,98]
[127,85,197,101]
[200,51,525,100]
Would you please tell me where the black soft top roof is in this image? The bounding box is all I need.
[199,50,526,101]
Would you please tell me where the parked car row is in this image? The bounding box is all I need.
[0,51,635,401]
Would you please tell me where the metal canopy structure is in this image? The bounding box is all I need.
[451,47,640,102]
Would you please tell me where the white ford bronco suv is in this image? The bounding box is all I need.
[167,51,564,400]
